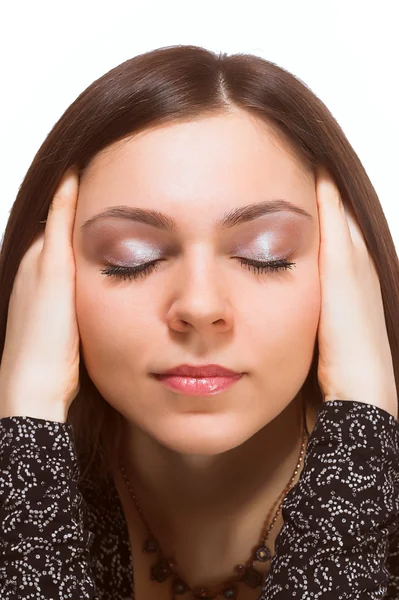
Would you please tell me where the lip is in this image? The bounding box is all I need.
[155,364,243,377]
[153,373,244,396]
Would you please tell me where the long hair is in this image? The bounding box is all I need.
[1,45,398,489]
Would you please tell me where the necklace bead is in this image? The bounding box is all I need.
[172,578,190,594]
[151,556,173,582]
[254,544,271,562]
[143,535,158,552]
[241,566,264,588]
[222,587,237,598]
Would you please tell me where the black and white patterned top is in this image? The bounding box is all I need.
[1,400,399,599]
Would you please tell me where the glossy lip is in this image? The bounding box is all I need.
[154,363,243,377]
[153,373,244,396]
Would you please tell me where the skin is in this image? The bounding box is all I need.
[72,108,322,589]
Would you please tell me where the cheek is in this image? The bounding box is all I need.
[75,271,154,388]
[245,268,321,408]
[281,275,320,354]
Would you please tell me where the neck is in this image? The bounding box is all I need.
[115,393,318,588]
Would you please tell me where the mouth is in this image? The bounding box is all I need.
[152,373,244,396]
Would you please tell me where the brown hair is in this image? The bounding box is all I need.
[1,45,398,490]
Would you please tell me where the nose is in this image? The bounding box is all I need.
[166,255,234,335]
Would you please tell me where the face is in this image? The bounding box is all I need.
[73,109,321,456]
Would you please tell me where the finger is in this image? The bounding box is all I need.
[315,166,355,274]
[41,166,80,265]
[344,205,369,253]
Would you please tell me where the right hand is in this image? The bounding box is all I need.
[0,167,81,423]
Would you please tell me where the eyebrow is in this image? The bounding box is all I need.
[80,199,313,233]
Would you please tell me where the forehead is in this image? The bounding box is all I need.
[77,110,315,222]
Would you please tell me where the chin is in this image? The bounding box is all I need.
[148,412,260,456]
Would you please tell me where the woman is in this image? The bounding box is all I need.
[0,45,398,599]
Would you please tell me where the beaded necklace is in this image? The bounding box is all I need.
[120,399,308,599]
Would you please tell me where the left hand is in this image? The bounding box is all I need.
[315,166,398,420]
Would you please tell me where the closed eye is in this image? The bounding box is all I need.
[99,257,296,281]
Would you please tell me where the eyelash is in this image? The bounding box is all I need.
[100,258,296,281]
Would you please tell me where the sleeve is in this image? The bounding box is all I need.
[0,416,98,599]
[260,399,399,600]
[386,526,399,597]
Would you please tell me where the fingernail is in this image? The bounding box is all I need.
[59,168,79,195]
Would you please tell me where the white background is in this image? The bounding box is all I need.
[1,0,398,249]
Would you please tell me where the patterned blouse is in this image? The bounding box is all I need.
[1,400,399,599]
